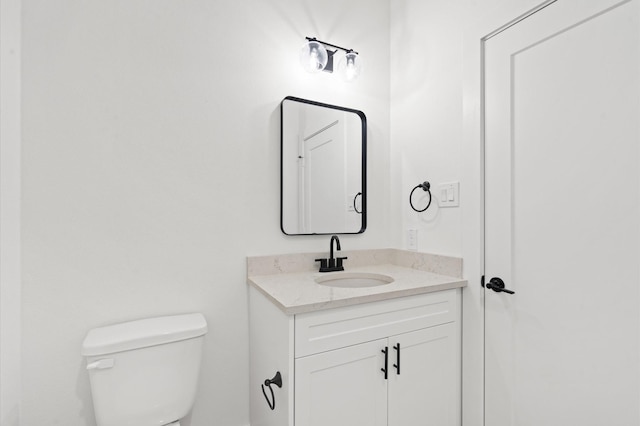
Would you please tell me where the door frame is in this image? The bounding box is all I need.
[0,0,22,423]
[460,2,556,426]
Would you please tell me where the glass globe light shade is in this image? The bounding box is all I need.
[338,51,362,82]
[300,40,328,73]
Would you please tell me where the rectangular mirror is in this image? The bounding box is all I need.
[281,96,366,235]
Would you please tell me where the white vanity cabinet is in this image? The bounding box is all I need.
[249,286,461,426]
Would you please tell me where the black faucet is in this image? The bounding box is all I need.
[315,235,348,273]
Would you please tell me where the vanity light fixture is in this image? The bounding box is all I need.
[300,37,362,81]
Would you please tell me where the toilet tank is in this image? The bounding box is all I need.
[82,313,208,426]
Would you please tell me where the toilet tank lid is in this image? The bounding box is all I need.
[81,313,207,356]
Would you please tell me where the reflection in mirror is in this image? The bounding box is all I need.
[281,96,366,235]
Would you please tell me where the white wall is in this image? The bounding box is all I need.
[20,1,390,425]
[390,0,464,256]
[1,0,21,424]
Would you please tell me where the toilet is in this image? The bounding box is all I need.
[81,313,208,426]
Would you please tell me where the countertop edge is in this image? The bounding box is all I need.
[247,277,290,313]
[248,275,467,315]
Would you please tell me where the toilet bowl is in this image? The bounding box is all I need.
[82,313,207,426]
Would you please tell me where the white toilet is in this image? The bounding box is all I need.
[81,313,208,426]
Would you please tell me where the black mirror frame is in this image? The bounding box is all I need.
[280,96,367,235]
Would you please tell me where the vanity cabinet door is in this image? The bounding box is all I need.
[387,323,461,426]
[295,339,388,426]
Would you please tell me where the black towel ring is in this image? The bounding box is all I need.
[261,371,282,411]
[353,192,362,214]
[410,181,432,212]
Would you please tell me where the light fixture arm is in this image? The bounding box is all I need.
[305,37,358,55]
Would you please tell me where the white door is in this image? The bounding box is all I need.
[302,117,346,233]
[294,339,388,426]
[388,323,461,426]
[484,1,639,424]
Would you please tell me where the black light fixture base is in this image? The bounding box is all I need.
[323,50,336,73]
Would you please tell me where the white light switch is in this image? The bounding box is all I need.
[438,182,460,207]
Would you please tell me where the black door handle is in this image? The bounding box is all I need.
[381,347,388,379]
[486,277,515,294]
[393,343,400,375]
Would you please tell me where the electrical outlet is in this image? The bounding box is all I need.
[407,229,418,251]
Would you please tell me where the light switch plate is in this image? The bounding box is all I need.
[438,182,460,207]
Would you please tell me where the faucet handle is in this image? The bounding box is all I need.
[336,256,348,270]
[315,258,329,272]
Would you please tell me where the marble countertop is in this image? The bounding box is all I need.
[247,249,467,315]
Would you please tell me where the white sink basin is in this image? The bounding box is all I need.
[315,272,394,288]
